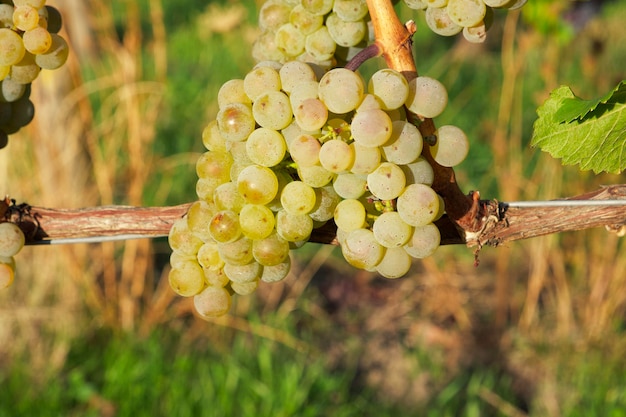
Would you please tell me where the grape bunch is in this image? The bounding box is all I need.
[169,60,470,318]
[253,0,370,67]
[0,0,69,148]
[403,0,528,43]
[0,220,25,289]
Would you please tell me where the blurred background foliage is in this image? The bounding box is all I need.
[1,0,626,415]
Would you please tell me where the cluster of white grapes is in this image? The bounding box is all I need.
[404,0,527,43]
[0,0,69,148]
[0,221,25,289]
[169,60,470,318]
[253,0,370,67]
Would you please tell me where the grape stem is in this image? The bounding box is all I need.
[365,0,480,237]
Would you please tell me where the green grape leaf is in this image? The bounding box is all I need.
[531,82,626,174]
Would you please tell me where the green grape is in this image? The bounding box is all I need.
[168,260,206,297]
[280,180,316,215]
[196,177,221,201]
[289,134,321,167]
[368,69,409,111]
[237,164,279,205]
[260,257,291,282]
[0,222,25,257]
[462,22,487,44]
[396,184,440,227]
[318,68,364,114]
[0,77,26,102]
[356,94,381,112]
[319,139,354,173]
[218,79,251,108]
[406,76,448,119]
[231,279,259,296]
[367,162,406,201]
[201,120,227,152]
[309,186,341,222]
[288,80,319,110]
[290,4,323,35]
[209,210,241,243]
[0,28,25,66]
[0,5,13,28]
[252,231,290,266]
[334,198,366,231]
[168,217,203,256]
[446,0,486,27]
[341,228,385,270]
[333,172,367,199]
[279,60,316,94]
[44,6,63,34]
[227,140,252,164]
[426,0,448,6]
[424,6,462,36]
[351,108,393,148]
[404,223,441,258]
[34,33,68,69]
[224,261,262,284]
[326,12,367,47]
[0,255,16,289]
[403,0,428,10]
[297,164,335,187]
[350,142,381,174]
[10,52,40,84]
[432,125,469,167]
[252,30,287,63]
[216,102,255,142]
[375,247,412,278]
[194,285,232,318]
[293,97,328,131]
[304,26,336,61]
[276,209,313,242]
[197,242,225,271]
[246,127,287,167]
[259,0,291,31]
[381,120,423,165]
[244,66,281,102]
[213,181,245,213]
[22,26,52,54]
[195,151,232,183]
[333,0,368,21]
[252,90,293,130]
[275,23,306,57]
[187,200,217,242]
[372,211,412,248]
[301,0,334,16]
[204,267,229,287]
[401,157,435,186]
[239,204,276,240]
[13,5,39,31]
[170,250,196,269]
[218,237,254,266]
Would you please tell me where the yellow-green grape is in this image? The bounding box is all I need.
[276,209,313,242]
[403,0,428,10]
[432,125,470,167]
[1,77,26,102]
[168,217,203,256]
[368,69,409,111]
[406,76,448,119]
[445,0,486,27]
[258,0,291,31]
[396,184,440,227]
[201,120,227,152]
[404,223,441,258]
[216,102,255,142]
[0,28,26,66]
[275,23,305,57]
[252,231,290,266]
[376,247,412,279]
[372,211,413,248]
[0,255,16,289]
[309,186,341,222]
[252,30,286,63]
[293,97,328,131]
[333,173,367,199]
[325,12,367,47]
[401,157,435,186]
[0,5,13,28]
[301,0,334,16]
[319,139,354,173]
[218,79,251,108]
[34,33,68,70]
[424,6,462,36]
[196,151,232,184]
[334,199,366,231]
[341,228,385,270]
[13,0,47,8]
[193,285,232,318]
[230,279,259,296]
[289,134,321,167]
[217,237,254,266]
[366,162,406,201]
[350,109,393,148]
[297,164,335,188]
[204,267,229,287]
[237,165,279,205]
[0,65,9,81]
[280,180,316,215]
[213,182,245,213]
[197,242,225,271]
[350,143,381,175]
[168,259,206,297]
[279,60,316,94]
[333,0,368,21]
[243,65,281,102]
[252,90,292,130]
[22,26,52,54]
[0,222,25,257]
[186,200,217,242]
[13,6,39,31]
[260,257,291,282]
[10,52,40,84]
[245,127,287,167]
[304,26,336,61]
[289,4,323,35]
[224,261,262,284]
[318,68,364,114]
[288,80,319,111]
[209,210,241,243]
[239,204,276,240]
[381,121,423,165]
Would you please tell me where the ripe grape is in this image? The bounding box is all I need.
[0,222,25,257]
[0,256,16,289]
[194,286,232,318]
[432,125,470,167]
[406,76,448,119]
[168,260,205,297]
[368,69,409,111]
[367,162,406,201]
[396,184,440,227]
[375,247,412,279]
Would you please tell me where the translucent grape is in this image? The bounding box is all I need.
[275,23,305,57]
[350,143,381,174]
[0,255,16,289]
[446,0,486,27]
[326,12,367,47]
[252,91,293,130]
[239,204,276,240]
[261,257,291,282]
[463,21,487,44]
[237,165,279,205]
[224,261,262,284]
[334,199,366,231]
[13,6,39,31]
[375,247,412,279]
[280,180,316,215]
[309,186,341,222]
[204,267,229,287]
[209,210,242,243]
[216,103,255,142]
[333,173,367,199]
[289,134,321,167]
[396,184,440,227]
[187,200,218,242]
[297,164,335,187]
[218,79,250,108]
[0,29,26,66]
[351,108,393,148]
[194,285,232,318]
[218,237,254,266]
[305,26,336,61]
[0,5,13,28]
[246,127,287,167]
[202,120,227,152]
[367,162,406,201]
[368,69,409,111]
[372,211,412,248]
[259,0,291,31]
[432,125,469,167]
[279,61,316,94]
[381,121,423,165]
[319,139,354,173]
[168,217,203,256]
[231,280,259,296]
[333,0,369,21]
[197,242,225,271]
[288,80,319,110]
[0,222,25,257]
[253,30,287,63]
[293,97,328,131]
[424,6,462,36]
[290,4,323,35]
[196,151,232,183]
[301,0,334,16]
[10,52,40,84]
[341,228,385,270]
[276,209,313,242]
[406,76,448,119]
[244,66,281,102]
[252,232,290,266]
[22,27,52,54]
[168,260,205,297]
[401,157,435,186]
[34,33,68,70]
[404,224,441,258]
[318,68,364,114]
